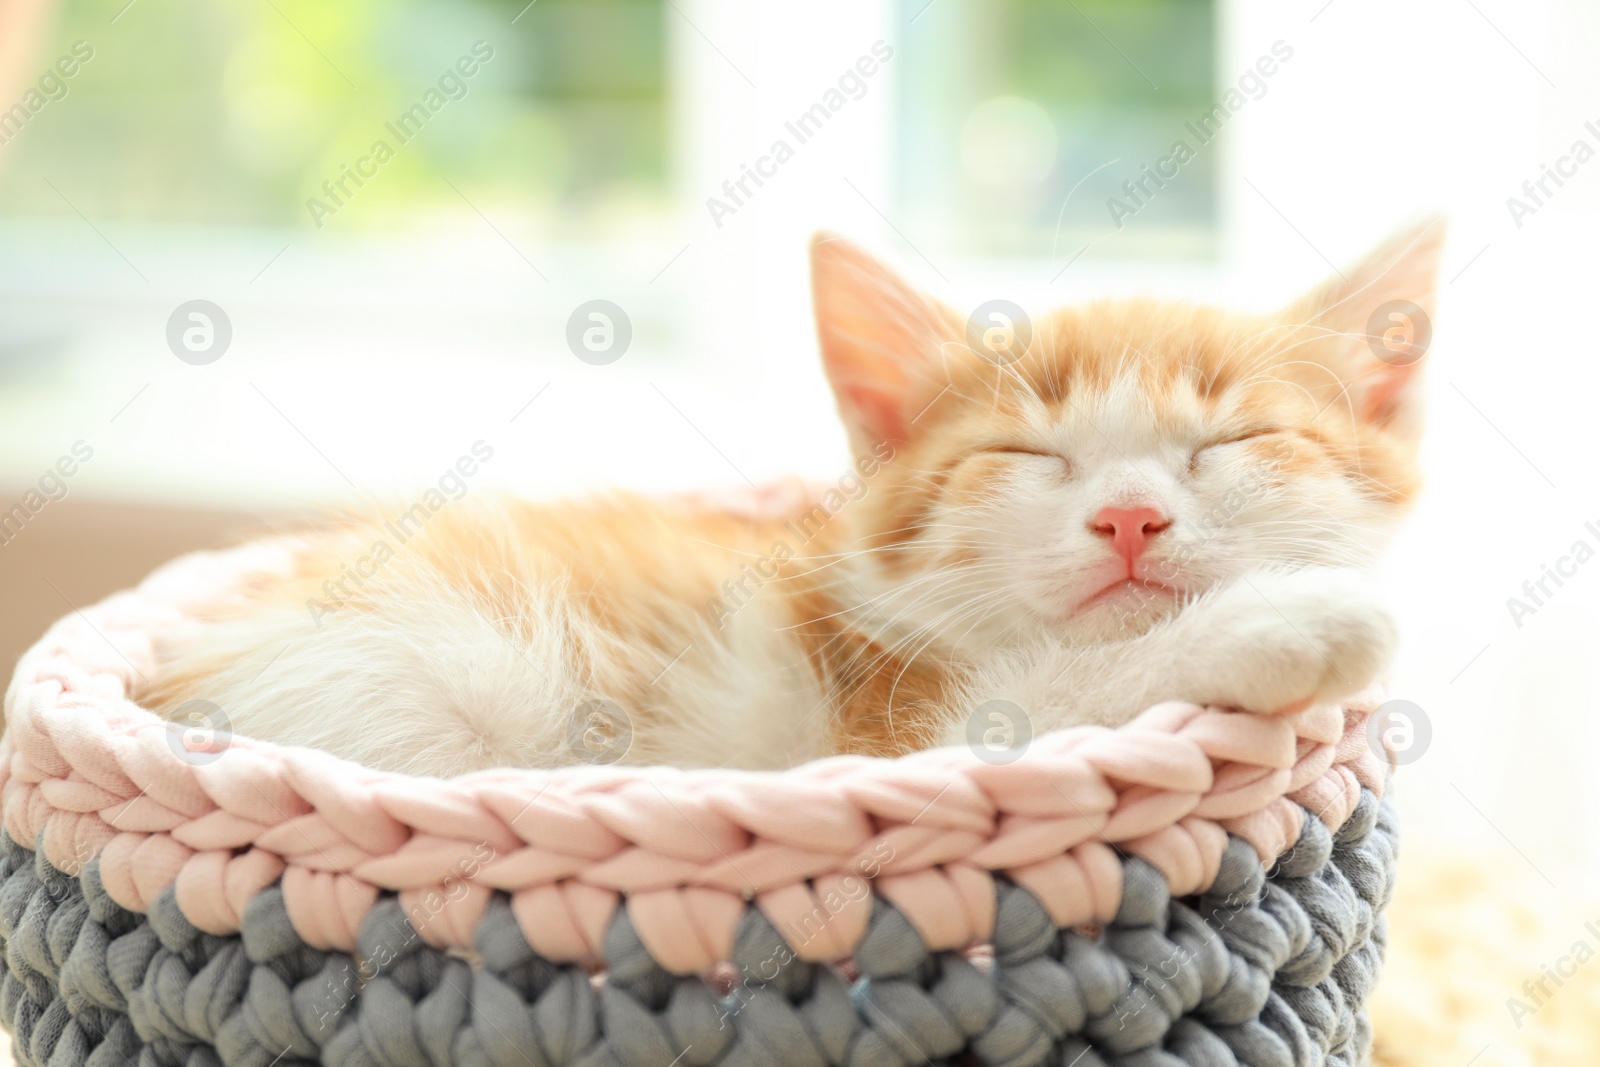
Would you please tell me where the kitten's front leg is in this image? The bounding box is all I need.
[1148,566,1398,715]
[950,566,1398,739]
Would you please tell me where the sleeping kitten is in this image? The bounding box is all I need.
[140,222,1442,777]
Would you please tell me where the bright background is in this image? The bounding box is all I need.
[1,0,1598,980]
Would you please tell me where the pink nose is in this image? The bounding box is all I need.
[1089,506,1171,565]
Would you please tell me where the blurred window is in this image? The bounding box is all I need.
[0,0,669,232]
[896,0,1217,259]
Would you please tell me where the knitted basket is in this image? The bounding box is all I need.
[0,542,1397,1067]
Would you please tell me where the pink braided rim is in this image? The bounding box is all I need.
[1,541,1388,976]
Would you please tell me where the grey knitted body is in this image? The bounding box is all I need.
[0,791,1397,1067]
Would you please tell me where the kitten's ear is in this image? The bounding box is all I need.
[811,233,960,453]
[1285,217,1446,436]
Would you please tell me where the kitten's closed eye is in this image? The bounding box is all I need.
[981,445,1074,478]
[1188,427,1282,473]
[1206,426,1281,449]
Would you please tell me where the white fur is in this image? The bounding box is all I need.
[159,541,836,777]
[945,566,1397,738]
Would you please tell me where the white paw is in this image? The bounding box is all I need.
[1177,568,1397,715]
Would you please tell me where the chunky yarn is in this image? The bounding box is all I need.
[0,787,1396,1067]
[0,543,1400,1066]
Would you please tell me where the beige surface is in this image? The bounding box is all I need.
[1372,850,1600,1067]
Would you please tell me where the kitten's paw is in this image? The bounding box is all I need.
[1180,568,1397,715]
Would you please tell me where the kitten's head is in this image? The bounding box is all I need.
[812,221,1443,649]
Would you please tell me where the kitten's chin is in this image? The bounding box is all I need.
[1041,580,1187,642]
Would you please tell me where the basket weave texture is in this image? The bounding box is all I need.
[0,544,1397,1067]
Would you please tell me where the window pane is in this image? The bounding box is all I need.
[895,0,1216,260]
[0,0,669,232]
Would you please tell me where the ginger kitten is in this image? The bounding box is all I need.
[140,222,1442,777]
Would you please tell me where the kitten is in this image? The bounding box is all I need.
[140,222,1442,777]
